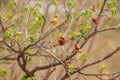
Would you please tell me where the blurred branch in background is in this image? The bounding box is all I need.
[0,0,11,11]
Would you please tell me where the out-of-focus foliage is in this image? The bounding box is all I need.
[0,0,120,80]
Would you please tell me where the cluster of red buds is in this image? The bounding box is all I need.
[58,36,81,52]
[92,17,99,25]
[58,36,66,46]
[74,44,80,52]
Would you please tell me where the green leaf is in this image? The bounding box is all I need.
[53,0,58,8]
[98,1,102,7]
[107,2,112,7]
[82,21,89,26]
[37,15,44,27]
[29,35,35,43]
[100,65,107,71]
[68,31,75,37]
[68,65,74,73]
[79,21,91,33]
[55,14,59,18]
[107,1,117,7]
[112,1,117,7]
[32,22,37,28]
[67,1,75,7]
[21,76,26,80]
[0,70,8,76]
[8,1,16,10]
[83,26,91,32]
[75,32,81,38]
[4,31,13,38]
[84,9,92,17]
[16,37,22,41]
[111,8,117,17]
[16,32,22,36]
[80,53,88,61]
[27,57,32,62]
[25,49,32,55]
[71,13,79,18]
[37,1,42,8]
[27,77,35,80]
[20,6,28,13]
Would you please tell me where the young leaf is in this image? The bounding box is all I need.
[100,65,107,71]
[20,6,28,13]
[111,8,117,17]
[112,1,117,7]
[107,2,112,7]
[84,9,92,17]
[4,31,13,38]
[67,1,75,7]
[37,1,42,8]
[68,65,74,73]
[25,49,32,55]
[68,30,75,37]
[55,13,59,18]
[32,10,38,17]
[53,0,58,8]
[37,15,44,27]
[80,53,88,61]
[98,1,102,7]
[21,76,26,80]
[75,32,81,38]
[27,57,32,62]
[79,21,91,33]
[71,12,79,18]
[27,77,35,80]
[29,35,35,43]
[8,1,16,10]
[0,70,8,77]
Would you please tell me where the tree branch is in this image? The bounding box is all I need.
[61,47,120,80]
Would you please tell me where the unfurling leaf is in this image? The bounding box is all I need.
[27,77,35,80]
[0,70,8,77]
[80,53,88,61]
[37,1,42,8]
[84,9,92,17]
[29,35,35,43]
[4,31,13,38]
[111,8,117,17]
[53,0,58,8]
[67,1,75,7]
[100,65,107,71]
[37,15,44,27]
[8,1,16,10]
[21,76,26,80]
[20,6,28,13]
[68,65,74,73]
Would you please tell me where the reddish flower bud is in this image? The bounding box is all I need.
[92,17,98,25]
[58,36,66,46]
[74,44,80,52]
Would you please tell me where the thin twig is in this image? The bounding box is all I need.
[61,47,120,79]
